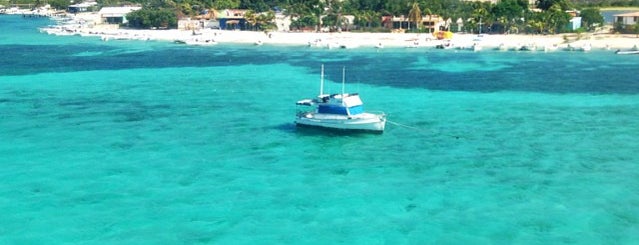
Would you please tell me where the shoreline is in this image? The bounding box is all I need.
[13,11,639,52]
[44,26,639,52]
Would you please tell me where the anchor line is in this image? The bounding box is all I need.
[386,120,431,135]
[386,120,462,139]
[386,120,423,131]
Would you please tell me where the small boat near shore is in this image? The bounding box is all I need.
[339,42,359,49]
[519,43,537,51]
[471,42,482,52]
[295,65,386,133]
[497,43,508,51]
[615,45,639,55]
[183,38,217,45]
[579,43,592,52]
[615,49,639,55]
[544,44,559,52]
[435,40,454,49]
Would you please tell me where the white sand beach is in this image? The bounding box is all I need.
[41,23,639,52]
[34,11,639,52]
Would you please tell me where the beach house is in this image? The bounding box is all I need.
[614,12,639,28]
[98,6,141,25]
[182,9,289,31]
[383,14,445,32]
[186,10,220,30]
[216,9,248,30]
[274,12,292,32]
[67,1,97,13]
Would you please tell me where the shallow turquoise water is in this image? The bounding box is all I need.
[1,15,638,244]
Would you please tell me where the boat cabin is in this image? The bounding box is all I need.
[297,93,364,117]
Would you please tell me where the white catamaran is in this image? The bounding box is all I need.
[295,65,386,132]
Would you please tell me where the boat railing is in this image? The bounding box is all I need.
[296,110,313,117]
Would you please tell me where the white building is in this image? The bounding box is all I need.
[68,1,97,13]
[275,13,291,31]
[568,17,582,30]
[98,6,141,24]
[614,11,639,27]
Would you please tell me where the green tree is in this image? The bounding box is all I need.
[579,8,604,31]
[283,0,324,31]
[178,2,195,17]
[127,8,177,29]
[545,3,570,33]
[256,10,276,31]
[353,10,380,30]
[527,17,545,34]
[240,0,270,12]
[493,0,525,25]
[346,0,384,13]
[323,0,345,31]
[290,15,317,30]
[537,0,571,11]
[423,8,433,33]
[145,0,177,9]
[470,2,491,33]
[244,10,257,30]
[212,0,240,9]
[383,0,409,16]
[613,21,624,33]
[407,2,422,30]
[48,0,70,10]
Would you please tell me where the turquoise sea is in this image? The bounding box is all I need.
[1,15,638,244]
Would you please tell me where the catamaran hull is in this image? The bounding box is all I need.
[295,117,386,132]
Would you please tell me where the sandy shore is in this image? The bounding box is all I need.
[4,8,637,51]
[38,17,639,51]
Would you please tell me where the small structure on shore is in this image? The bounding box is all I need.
[614,11,639,33]
[382,14,445,33]
[215,9,248,30]
[68,1,97,14]
[98,6,141,25]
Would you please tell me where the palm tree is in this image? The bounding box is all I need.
[283,0,322,31]
[256,11,276,31]
[362,10,378,29]
[312,1,325,32]
[244,10,257,31]
[328,0,344,31]
[408,2,422,31]
[471,3,489,34]
[497,16,507,34]
[424,8,432,33]
[546,4,569,34]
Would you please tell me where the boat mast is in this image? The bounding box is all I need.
[341,66,345,95]
[319,64,324,96]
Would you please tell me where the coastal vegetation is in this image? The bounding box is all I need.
[126,7,177,29]
[4,0,637,34]
[118,0,606,34]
